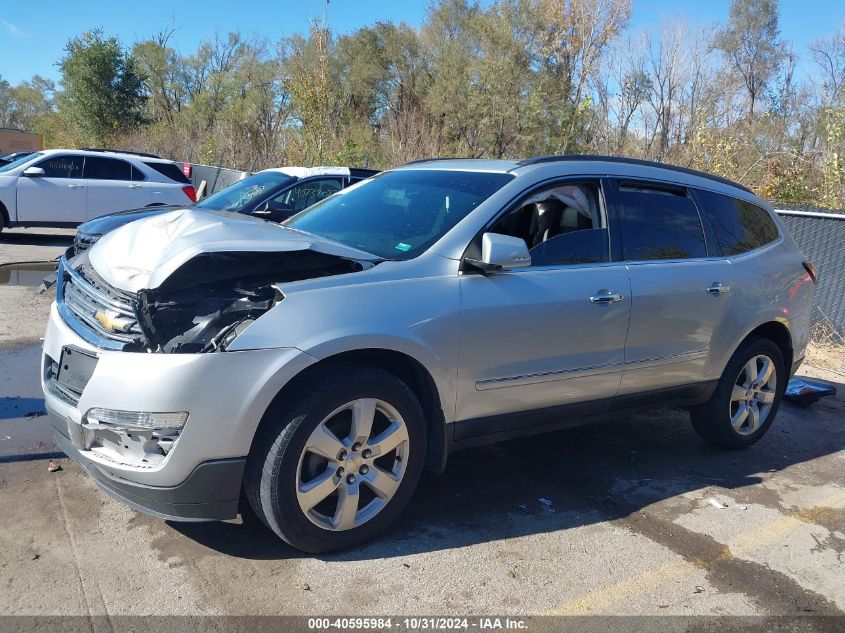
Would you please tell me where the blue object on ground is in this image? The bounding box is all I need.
[784,377,837,406]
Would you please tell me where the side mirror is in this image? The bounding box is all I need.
[22,166,45,177]
[465,233,531,273]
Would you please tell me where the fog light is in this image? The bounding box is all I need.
[85,408,188,430]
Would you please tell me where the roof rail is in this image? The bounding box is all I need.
[79,147,162,159]
[517,154,753,194]
[402,157,465,165]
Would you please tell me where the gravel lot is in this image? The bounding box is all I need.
[1,228,843,623]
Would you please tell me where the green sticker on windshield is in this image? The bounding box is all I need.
[395,242,412,252]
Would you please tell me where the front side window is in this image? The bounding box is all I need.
[486,181,609,266]
[694,189,780,255]
[194,172,296,212]
[84,157,132,181]
[271,178,343,213]
[36,155,84,179]
[286,170,515,260]
[617,183,706,261]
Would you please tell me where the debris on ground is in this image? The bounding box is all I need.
[693,586,705,594]
[784,377,837,406]
[47,461,61,473]
[402,563,410,569]
[506,569,516,579]
[296,581,311,591]
[708,498,728,509]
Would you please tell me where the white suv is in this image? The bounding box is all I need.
[0,148,196,231]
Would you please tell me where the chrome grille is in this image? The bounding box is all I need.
[60,260,143,346]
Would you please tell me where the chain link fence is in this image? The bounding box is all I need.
[775,207,845,368]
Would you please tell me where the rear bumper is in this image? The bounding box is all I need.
[53,421,245,521]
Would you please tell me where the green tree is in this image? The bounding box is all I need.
[59,29,147,144]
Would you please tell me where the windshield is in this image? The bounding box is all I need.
[0,151,44,174]
[285,170,514,259]
[194,171,296,212]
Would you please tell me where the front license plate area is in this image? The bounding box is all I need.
[56,346,98,395]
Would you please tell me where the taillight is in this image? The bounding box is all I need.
[803,261,817,284]
[182,185,197,203]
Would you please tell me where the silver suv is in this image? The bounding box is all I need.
[42,156,816,552]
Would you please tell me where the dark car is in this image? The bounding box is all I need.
[69,166,378,255]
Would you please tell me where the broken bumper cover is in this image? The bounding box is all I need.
[53,425,245,521]
[41,301,318,520]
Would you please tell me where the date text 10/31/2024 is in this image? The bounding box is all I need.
[307,618,528,630]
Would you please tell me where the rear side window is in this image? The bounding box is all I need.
[84,156,132,180]
[617,183,707,261]
[694,189,779,255]
[36,155,84,179]
[143,161,191,184]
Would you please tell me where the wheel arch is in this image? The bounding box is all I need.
[0,198,9,227]
[735,320,794,376]
[251,348,449,474]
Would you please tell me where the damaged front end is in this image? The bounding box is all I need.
[58,249,362,354]
[57,208,377,354]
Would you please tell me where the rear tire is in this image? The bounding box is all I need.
[244,366,426,553]
[691,337,786,449]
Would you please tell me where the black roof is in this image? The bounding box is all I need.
[350,168,380,178]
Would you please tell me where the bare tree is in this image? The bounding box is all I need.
[714,0,784,118]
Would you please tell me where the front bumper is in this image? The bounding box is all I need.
[42,301,317,519]
[53,424,244,521]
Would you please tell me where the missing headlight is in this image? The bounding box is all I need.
[135,284,282,353]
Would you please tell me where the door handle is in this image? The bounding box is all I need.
[706,283,731,296]
[590,291,623,304]
[128,184,142,189]
[67,183,84,189]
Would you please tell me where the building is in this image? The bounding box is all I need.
[0,128,43,154]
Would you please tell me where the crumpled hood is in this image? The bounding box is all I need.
[87,208,377,293]
[77,205,184,237]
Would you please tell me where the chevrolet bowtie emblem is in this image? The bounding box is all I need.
[94,310,132,332]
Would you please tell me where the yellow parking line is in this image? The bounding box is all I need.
[546,489,845,615]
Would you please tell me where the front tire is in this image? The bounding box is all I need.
[244,366,426,553]
[691,337,786,448]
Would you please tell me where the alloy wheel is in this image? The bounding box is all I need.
[295,398,410,531]
[729,354,778,436]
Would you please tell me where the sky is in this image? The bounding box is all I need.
[1,0,844,86]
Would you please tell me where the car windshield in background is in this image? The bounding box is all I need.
[285,170,515,259]
[0,151,44,174]
[194,172,296,213]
